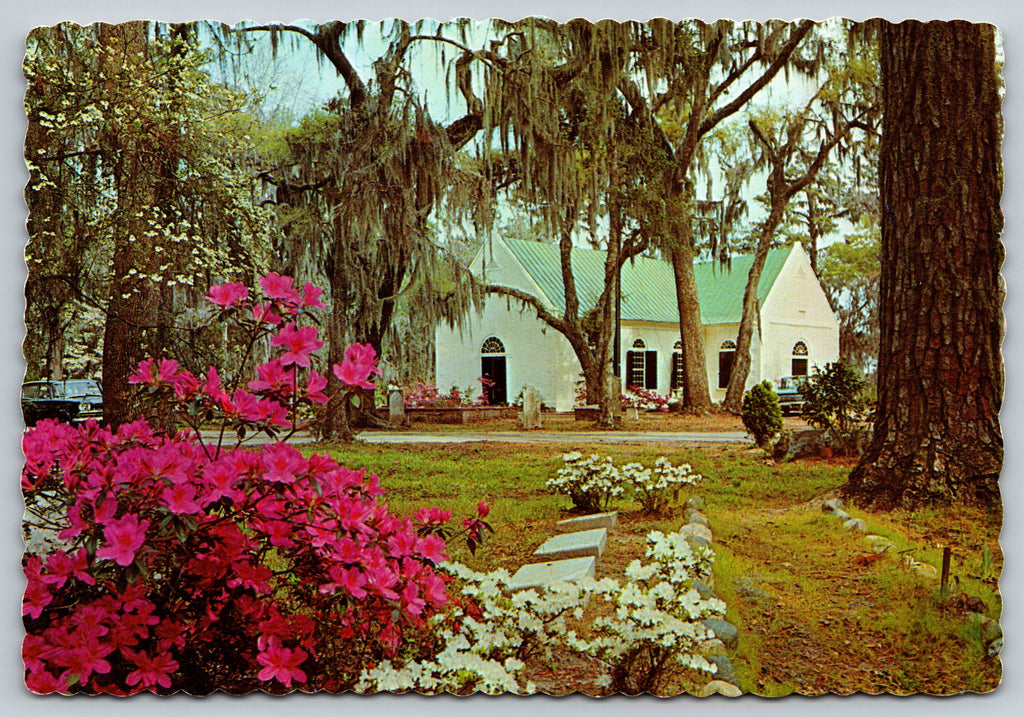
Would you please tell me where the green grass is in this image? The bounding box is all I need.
[300,438,1001,694]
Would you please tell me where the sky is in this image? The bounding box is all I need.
[3,3,1023,717]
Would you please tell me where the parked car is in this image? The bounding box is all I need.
[22,379,103,426]
[775,375,807,416]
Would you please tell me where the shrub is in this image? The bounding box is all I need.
[619,458,705,515]
[622,386,669,411]
[741,381,783,447]
[547,452,625,513]
[801,361,867,444]
[21,275,492,695]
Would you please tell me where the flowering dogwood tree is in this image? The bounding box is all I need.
[21,275,491,695]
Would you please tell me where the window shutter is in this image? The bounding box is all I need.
[670,353,680,390]
[645,351,658,390]
[625,351,637,387]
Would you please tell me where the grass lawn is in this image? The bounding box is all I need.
[313,438,1003,696]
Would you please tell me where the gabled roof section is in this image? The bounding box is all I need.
[500,237,791,325]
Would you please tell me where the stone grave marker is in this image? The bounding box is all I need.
[520,385,543,429]
[387,386,407,427]
[556,511,617,533]
[533,527,607,561]
[507,556,597,591]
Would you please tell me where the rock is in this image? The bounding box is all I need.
[701,618,739,650]
[686,513,712,529]
[691,578,716,600]
[822,498,844,513]
[843,519,868,533]
[902,558,938,579]
[679,523,713,542]
[988,637,1003,657]
[833,509,853,522]
[520,385,543,430]
[785,429,827,461]
[686,496,706,511]
[863,535,895,553]
[700,638,728,656]
[706,655,739,684]
[733,576,771,600]
[967,613,1002,643]
[685,534,713,551]
[700,680,742,697]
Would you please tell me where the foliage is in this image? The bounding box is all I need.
[801,361,866,442]
[401,382,488,409]
[21,275,491,694]
[623,386,669,412]
[741,381,784,448]
[818,218,881,372]
[24,23,275,390]
[549,453,705,516]
[619,459,705,515]
[359,528,724,696]
[547,452,625,514]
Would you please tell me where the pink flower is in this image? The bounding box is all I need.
[96,514,150,567]
[206,282,249,308]
[271,324,323,368]
[260,272,301,303]
[261,444,307,484]
[124,649,178,690]
[248,359,294,395]
[161,483,203,515]
[256,638,308,688]
[417,534,448,563]
[301,282,326,309]
[252,302,282,325]
[42,548,95,588]
[129,358,156,385]
[304,370,328,404]
[477,501,491,519]
[333,342,382,389]
[402,581,426,617]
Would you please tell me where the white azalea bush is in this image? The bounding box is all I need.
[356,529,724,696]
[547,452,625,513]
[549,453,705,515]
[620,458,705,515]
[567,530,725,694]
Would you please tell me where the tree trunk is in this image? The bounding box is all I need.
[668,237,712,413]
[843,20,1003,510]
[722,203,786,412]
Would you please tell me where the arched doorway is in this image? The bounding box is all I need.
[480,336,507,405]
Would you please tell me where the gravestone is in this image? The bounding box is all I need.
[520,385,543,430]
[507,556,597,591]
[533,528,607,561]
[556,511,617,533]
[387,386,407,427]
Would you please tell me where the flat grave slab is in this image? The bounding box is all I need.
[507,556,597,591]
[556,512,617,533]
[533,527,607,561]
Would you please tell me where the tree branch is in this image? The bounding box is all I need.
[485,284,571,334]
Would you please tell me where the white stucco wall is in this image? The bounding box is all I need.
[434,240,839,410]
[759,244,841,385]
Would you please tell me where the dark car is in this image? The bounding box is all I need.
[775,375,807,416]
[22,379,103,426]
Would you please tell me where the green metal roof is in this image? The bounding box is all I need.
[500,237,791,325]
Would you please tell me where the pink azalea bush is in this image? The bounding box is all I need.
[22,274,491,694]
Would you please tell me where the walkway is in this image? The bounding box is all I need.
[197,429,750,447]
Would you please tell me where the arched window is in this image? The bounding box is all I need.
[671,340,684,390]
[626,338,657,390]
[791,341,809,377]
[481,336,506,355]
[719,340,736,390]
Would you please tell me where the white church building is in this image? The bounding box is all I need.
[435,237,840,411]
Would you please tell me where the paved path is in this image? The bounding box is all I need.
[199,429,750,447]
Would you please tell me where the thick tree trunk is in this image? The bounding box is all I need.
[843,20,1003,510]
[723,203,786,412]
[668,238,712,413]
